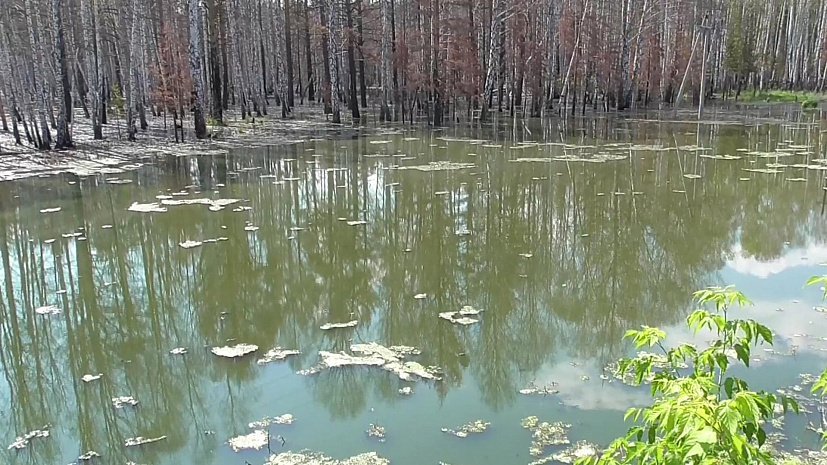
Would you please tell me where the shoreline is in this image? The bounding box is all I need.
[0,103,818,183]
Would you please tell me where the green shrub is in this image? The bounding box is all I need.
[801,98,818,109]
[579,286,801,465]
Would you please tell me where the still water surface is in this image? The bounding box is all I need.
[3,113,827,465]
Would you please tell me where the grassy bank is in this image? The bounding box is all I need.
[739,90,823,109]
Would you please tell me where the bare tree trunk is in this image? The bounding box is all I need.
[482,0,504,118]
[304,0,314,101]
[431,0,442,125]
[127,0,141,141]
[284,0,295,107]
[23,0,52,149]
[52,0,73,148]
[208,0,224,123]
[326,0,341,122]
[345,0,359,119]
[379,0,392,120]
[356,0,367,108]
[80,0,102,139]
[275,0,291,116]
[189,0,208,138]
[320,0,333,114]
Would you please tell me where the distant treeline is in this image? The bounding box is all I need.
[0,0,825,149]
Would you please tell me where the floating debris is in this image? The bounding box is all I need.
[699,154,741,160]
[519,253,534,258]
[438,312,479,325]
[112,396,138,409]
[229,430,269,452]
[7,427,49,450]
[320,320,358,330]
[244,225,260,232]
[124,436,166,447]
[257,348,301,365]
[248,414,295,429]
[396,162,475,172]
[511,153,626,163]
[328,351,386,368]
[441,420,491,438]
[367,424,386,441]
[78,450,101,460]
[39,207,61,214]
[160,198,242,211]
[522,416,571,457]
[743,168,783,174]
[34,305,61,316]
[382,360,439,381]
[519,383,559,396]
[211,343,259,358]
[459,305,482,316]
[265,451,390,465]
[81,373,103,383]
[413,293,428,300]
[346,220,368,226]
[546,441,600,464]
[169,347,188,355]
[301,344,440,381]
[179,240,203,249]
[62,232,83,238]
[398,387,414,396]
[683,174,702,179]
[128,202,168,213]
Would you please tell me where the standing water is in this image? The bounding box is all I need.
[3,113,827,465]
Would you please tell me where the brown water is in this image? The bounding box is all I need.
[3,112,827,465]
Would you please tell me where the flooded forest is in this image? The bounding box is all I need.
[2,0,827,464]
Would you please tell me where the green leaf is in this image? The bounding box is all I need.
[685,443,705,458]
[734,343,750,367]
[755,324,773,345]
[692,427,717,444]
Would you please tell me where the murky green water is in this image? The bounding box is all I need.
[4,112,827,465]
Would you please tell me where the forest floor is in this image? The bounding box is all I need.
[0,105,380,182]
